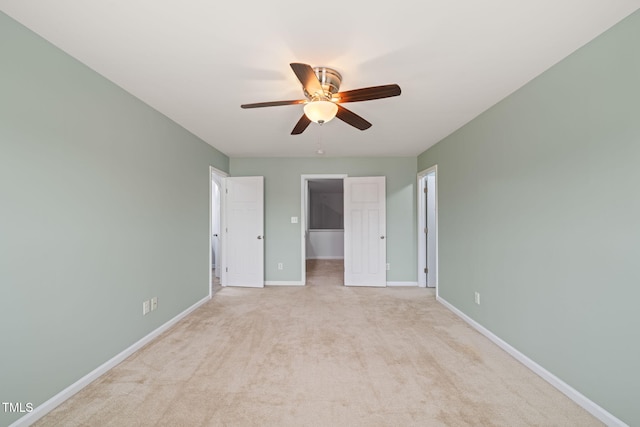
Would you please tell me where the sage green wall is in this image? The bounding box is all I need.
[0,13,229,426]
[230,158,417,283]
[418,11,639,425]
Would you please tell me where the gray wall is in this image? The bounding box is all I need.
[308,182,343,230]
[230,158,417,283]
[418,10,639,425]
[0,13,229,426]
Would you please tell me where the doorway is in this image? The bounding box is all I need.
[209,166,228,297]
[417,166,438,290]
[300,174,387,287]
[301,174,347,285]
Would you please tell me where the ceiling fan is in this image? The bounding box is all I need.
[241,63,401,135]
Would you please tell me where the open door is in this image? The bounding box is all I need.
[222,176,264,287]
[344,176,386,287]
[417,166,437,289]
[426,173,436,287]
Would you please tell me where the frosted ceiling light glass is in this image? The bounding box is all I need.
[303,100,338,124]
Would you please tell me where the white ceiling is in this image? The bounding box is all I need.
[2,1,638,158]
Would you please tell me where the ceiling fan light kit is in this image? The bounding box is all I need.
[304,100,338,124]
[241,63,401,135]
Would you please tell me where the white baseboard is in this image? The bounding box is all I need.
[10,295,211,427]
[265,281,304,286]
[386,281,419,287]
[436,296,627,427]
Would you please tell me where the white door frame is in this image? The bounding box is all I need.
[300,174,348,285]
[209,166,228,298]
[417,165,438,293]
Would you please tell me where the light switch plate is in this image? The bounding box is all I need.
[291,217,298,224]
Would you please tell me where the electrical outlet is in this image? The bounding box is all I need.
[386,263,390,271]
[474,292,481,305]
[143,300,150,315]
[277,262,283,270]
[151,297,158,311]
[291,217,298,224]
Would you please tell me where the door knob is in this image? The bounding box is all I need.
[257,235,263,240]
[380,236,385,239]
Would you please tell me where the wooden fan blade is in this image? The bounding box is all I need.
[291,114,311,135]
[241,99,305,109]
[290,63,324,97]
[334,84,401,103]
[336,105,372,131]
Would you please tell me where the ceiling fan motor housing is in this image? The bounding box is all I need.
[305,67,342,100]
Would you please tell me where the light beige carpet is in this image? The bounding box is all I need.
[35,261,601,426]
[306,259,344,287]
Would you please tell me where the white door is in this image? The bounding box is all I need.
[212,180,221,278]
[426,174,436,287]
[223,176,264,287]
[344,176,386,287]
